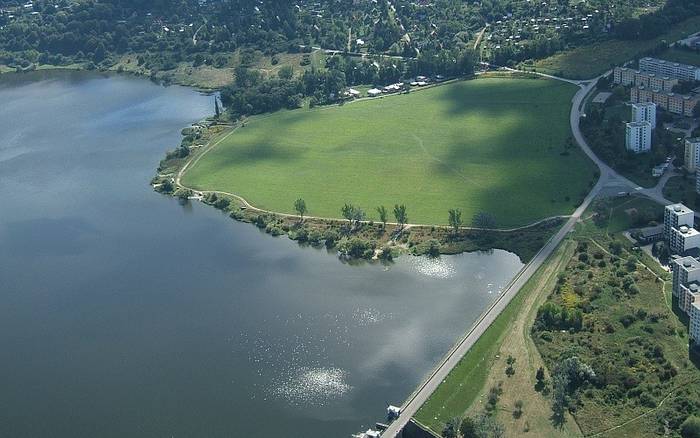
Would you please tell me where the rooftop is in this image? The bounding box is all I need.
[642,57,700,71]
[667,203,692,215]
[677,226,700,236]
[677,256,700,270]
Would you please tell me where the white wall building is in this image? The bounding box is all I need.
[670,225,700,254]
[680,282,700,314]
[625,121,652,153]
[672,256,700,298]
[639,57,700,81]
[690,302,700,347]
[631,102,656,128]
[687,137,700,173]
[665,203,695,242]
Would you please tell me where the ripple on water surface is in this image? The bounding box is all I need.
[407,256,457,278]
[270,367,352,406]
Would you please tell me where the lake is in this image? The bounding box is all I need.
[0,71,524,437]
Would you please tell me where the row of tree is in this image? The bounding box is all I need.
[292,199,496,232]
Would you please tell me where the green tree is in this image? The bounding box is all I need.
[682,416,700,438]
[341,203,365,229]
[448,208,463,235]
[514,400,524,418]
[441,417,461,438]
[376,205,388,229]
[294,198,307,220]
[506,355,516,376]
[393,204,407,228]
[459,416,478,438]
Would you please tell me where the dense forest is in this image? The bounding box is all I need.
[2,0,699,71]
[1,0,700,115]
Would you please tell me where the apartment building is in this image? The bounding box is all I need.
[630,86,700,116]
[690,302,700,347]
[679,282,700,314]
[613,67,678,92]
[631,102,656,128]
[625,121,652,153]
[686,138,700,172]
[664,203,695,242]
[670,225,700,254]
[639,57,700,81]
[672,255,700,298]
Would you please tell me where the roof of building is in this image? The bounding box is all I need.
[687,137,700,144]
[639,225,664,238]
[667,203,693,215]
[642,57,700,71]
[676,225,700,236]
[676,255,700,270]
[686,281,700,293]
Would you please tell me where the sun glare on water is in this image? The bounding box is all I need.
[271,367,352,406]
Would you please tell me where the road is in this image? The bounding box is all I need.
[380,73,674,438]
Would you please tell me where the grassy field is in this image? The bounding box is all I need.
[183,77,598,228]
[527,15,700,79]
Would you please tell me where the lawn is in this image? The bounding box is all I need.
[183,77,597,228]
[527,15,700,79]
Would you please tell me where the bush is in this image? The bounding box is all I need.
[681,416,700,438]
[323,229,340,248]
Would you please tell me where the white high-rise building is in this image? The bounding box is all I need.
[671,226,700,254]
[631,102,656,128]
[687,137,700,173]
[625,121,652,153]
[690,302,700,347]
[665,203,695,242]
[672,256,700,298]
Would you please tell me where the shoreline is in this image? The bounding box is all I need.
[0,61,224,92]
[152,117,563,263]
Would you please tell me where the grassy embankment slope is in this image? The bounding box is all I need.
[527,15,700,79]
[183,77,597,228]
[414,196,685,438]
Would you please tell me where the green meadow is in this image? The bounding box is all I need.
[183,78,597,228]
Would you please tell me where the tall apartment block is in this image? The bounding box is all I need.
[625,121,652,153]
[664,203,694,242]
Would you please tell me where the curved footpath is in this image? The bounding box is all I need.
[381,73,674,438]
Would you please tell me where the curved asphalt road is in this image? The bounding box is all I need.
[381,73,673,438]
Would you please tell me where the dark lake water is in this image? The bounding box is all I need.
[0,71,524,438]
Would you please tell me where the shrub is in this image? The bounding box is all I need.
[681,416,700,438]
